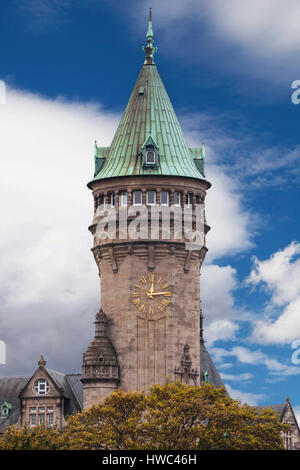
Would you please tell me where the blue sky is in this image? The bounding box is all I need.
[0,0,300,413]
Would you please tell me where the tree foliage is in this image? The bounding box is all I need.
[0,383,288,450]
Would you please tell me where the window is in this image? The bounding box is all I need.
[30,414,36,427]
[145,148,156,164]
[174,192,180,206]
[38,414,45,425]
[110,193,115,207]
[47,406,54,412]
[185,194,191,207]
[2,407,8,416]
[160,191,169,206]
[120,191,128,206]
[38,407,45,413]
[34,379,49,395]
[142,136,159,167]
[47,414,54,426]
[146,190,156,205]
[29,407,36,413]
[133,191,142,205]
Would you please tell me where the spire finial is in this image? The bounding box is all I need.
[38,354,46,368]
[143,8,157,65]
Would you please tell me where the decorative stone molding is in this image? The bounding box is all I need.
[174,344,199,386]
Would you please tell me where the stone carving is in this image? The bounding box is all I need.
[174,344,199,386]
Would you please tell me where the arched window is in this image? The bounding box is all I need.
[145,146,156,164]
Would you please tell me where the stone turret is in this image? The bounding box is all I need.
[81,309,119,407]
[84,11,210,402]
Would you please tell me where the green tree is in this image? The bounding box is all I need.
[0,383,288,450]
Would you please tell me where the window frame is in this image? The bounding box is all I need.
[120,191,128,207]
[133,190,142,206]
[185,193,191,207]
[29,414,36,427]
[174,192,181,206]
[160,191,169,206]
[34,379,49,395]
[145,148,156,165]
[47,413,54,426]
[38,414,45,425]
[146,190,156,206]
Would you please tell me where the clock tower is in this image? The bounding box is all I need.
[82,11,211,408]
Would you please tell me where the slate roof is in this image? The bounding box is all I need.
[65,374,83,410]
[255,404,286,420]
[0,376,30,433]
[200,341,225,389]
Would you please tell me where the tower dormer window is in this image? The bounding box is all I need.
[145,147,156,164]
[142,136,159,167]
[34,379,49,395]
[1,401,12,418]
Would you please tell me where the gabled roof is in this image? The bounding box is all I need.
[255,404,286,420]
[0,366,83,433]
[255,399,300,433]
[92,14,205,183]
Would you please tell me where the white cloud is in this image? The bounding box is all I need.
[200,264,240,344]
[211,345,300,378]
[225,384,266,406]
[220,372,253,382]
[204,165,253,261]
[207,0,300,55]
[0,86,120,374]
[247,242,300,344]
[132,0,300,84]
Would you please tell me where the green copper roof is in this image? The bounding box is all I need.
[93,12,205,182]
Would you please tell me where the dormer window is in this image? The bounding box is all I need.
[142,136,159,167]
[1,401,12,418]
[34,379,49,395]
[145,147,156,164]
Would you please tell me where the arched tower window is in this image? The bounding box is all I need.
[142,135,159,167]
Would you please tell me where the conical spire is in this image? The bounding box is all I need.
[143,8,157,65]
[91,9,207,183]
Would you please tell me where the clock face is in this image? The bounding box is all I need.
[131,273,172,319]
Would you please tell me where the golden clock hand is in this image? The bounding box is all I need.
[150,276,154,295]
[147,278,155,299]
[147,291,171,297]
